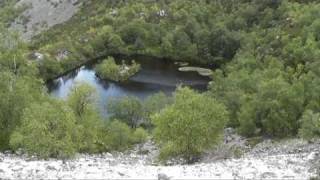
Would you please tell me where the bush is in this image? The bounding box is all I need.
[152,87,228,163]
[95,56,141,82]
[67,83,102,153]
[38,57,63,80]
[10,100,78,159]
[210,58,305,138]
[299,110,320,140]
[103,120,133,151]
[132,127,148,144]
[108,96,144,128]
[143,92,172,128]
[238,100,258,137]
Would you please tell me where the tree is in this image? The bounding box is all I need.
[152,87,228,163]
[143,92,172,128]
[299,110,320,140]
[67,83,102,153]
[68,83,97,118]
[108,96,143,128]
[0,72,42,150]
[102,120,133,151]
[132,127,148,144]
[10,100,78,159]
[210,56,305,138]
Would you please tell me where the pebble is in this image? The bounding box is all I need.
[158,173,171,180]
[0,138,318,179]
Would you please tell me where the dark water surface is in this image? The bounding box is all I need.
[47,57,211,116]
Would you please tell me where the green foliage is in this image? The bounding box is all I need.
[0,72,43,150]
[68,83,97,118]
[108,96,143,128]
[67,83,102,153]
[0,29,42,150]
[132,127,148,144]
[10,100,78,159]
[102,120,133,151]
[0,0,26,26]
[299,110,320,140]
[153,87,228,162]
[38,57,63,80]
[4,0,320,158]
[95,56,141,82]
[143,92,172,128]
[210,57,305,138]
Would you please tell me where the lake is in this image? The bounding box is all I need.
[47,56,211,116]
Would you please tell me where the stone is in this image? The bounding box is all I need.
[308,152,318,161]
[158,173,171,180]
[118,172,125,176]
[46,165,57,171]
[260,172,277,178]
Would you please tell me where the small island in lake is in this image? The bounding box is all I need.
[95,56,141,82]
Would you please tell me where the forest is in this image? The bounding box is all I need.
[1,0,320,163]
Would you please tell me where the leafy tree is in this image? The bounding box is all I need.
[132,127,148,144]
[10,100,78,159]
[95,57,141,82]
[39,57,63,80]
[103,120,133,151]
[67,83,102,153]
[299,110,320,140]
[153,87,228,163]
[143,92,172,128]
[210,56,305,138]
[108,96,144,128]
[208,28,240,64]
[68,83,97,118]
[0,72,43,150]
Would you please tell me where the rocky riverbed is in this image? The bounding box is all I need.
[0,136,319,179]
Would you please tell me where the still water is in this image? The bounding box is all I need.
[47,57,210,116]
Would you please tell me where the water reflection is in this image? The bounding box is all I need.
[47,58,210,116]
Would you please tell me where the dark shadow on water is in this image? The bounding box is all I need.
[47,56,211,116]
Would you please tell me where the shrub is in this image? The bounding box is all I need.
[143,92,172,128]
[152,87,228,163]
[103,120,133,151]
[108,96,144,128]
[299,110,320,140]
[10,100,78,159]
[67,83,102,153]
[132,127,148,144]
[95,56,140,82]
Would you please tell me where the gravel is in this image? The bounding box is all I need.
[0,137,318,179]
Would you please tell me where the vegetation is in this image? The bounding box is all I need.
[95,56,141,82]
[2,0,320,163]
[107,92,172,129]
[67,83,102,153]
[108,96,144,128]
[299,110,320,140]
[153,87,228,162]
[0,0,27,26]
[10,100,78,159]
[100,120,148,151]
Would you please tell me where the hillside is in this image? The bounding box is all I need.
[11,0,81,40]
[1,0,320,179]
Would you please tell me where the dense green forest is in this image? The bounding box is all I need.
[1,0,320,162]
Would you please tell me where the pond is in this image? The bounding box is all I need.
[47,56,211,116]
